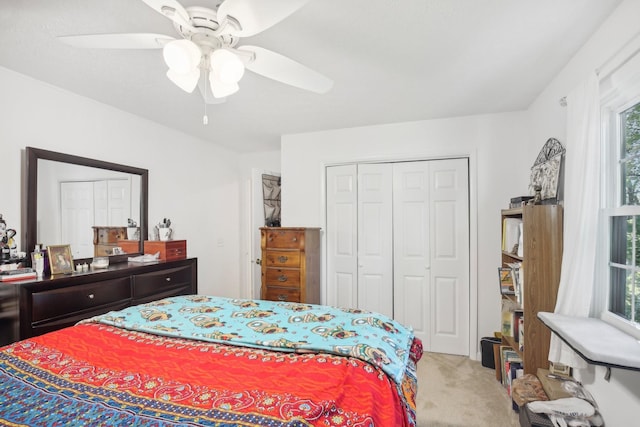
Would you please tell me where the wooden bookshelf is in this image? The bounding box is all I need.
[500,205,563,375]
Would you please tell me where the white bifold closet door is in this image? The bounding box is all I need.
[326,158,469,355]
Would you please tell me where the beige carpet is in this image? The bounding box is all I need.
[415,352,520,427]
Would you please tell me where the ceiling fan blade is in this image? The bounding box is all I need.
[218,0,310,37]
[58,33,175,49]
[239,45,333,94]
[140,0,194,31]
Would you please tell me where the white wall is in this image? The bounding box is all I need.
[526,1,640,424]
[1,66,244,298]
[280,112,531,358]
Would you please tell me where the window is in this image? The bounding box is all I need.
[602,53,640,333]
[609,101,640,324]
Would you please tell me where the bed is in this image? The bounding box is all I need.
[0,295,422,426]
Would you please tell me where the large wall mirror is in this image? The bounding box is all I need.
[25,147,148,264]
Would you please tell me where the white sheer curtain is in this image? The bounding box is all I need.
[548,72,601,368]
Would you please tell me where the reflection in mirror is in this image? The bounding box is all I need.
[37,160,141,259]
[26,147,148,265]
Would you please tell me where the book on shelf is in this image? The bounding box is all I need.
[502,217,522,254]
[501,298,520,338]
[499,346,522,390]
[518,315,525,352]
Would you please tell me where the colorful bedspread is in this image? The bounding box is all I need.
[0,296,423,427]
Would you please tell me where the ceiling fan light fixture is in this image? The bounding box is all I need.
[210,49,245,84]
[209,72,239,98]
[163,39,201,74]
[167,68,200,93]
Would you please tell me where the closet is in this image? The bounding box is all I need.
[326,158,469,354]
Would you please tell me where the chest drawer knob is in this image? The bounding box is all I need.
[277,275,288,282]
[291,237,297,242]
[277,294,287,301]
[165,277,171,282]
[277,256,289,263]
[88,294,95,299]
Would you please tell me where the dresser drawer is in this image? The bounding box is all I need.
[31,277,131,323]
[132,265,192,299]
[263,286,301,303]
[264,268,300,288]
[264,250,300,267]
[264,229,304,249]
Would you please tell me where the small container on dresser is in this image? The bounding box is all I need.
[117,240,187,261]
[93,226,127,256]
[144,240,187,261]
[260,227,320,304]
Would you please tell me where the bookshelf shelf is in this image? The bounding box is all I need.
[499,205,563,375]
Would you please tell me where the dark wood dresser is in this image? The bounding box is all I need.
[260,227,320,304]
[0,258,197,346]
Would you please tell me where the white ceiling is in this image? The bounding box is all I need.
[0,0,621,152]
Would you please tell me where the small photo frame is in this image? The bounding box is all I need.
[48,244,74,275]
[498,267,516,295]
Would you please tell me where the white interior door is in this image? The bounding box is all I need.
[428,158,469,355]
[326,158,470,355]
[393,159,469,354]
[250,169,280,299]
[393,161,431,345]
[357,163,393,318]
[326,165,358,308]
[60,181,94,259]
[107,179,131,225]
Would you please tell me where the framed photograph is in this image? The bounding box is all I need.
[47,244,74,275]
[498,267,516,295]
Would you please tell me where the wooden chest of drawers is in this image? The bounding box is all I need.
[260,227,320,304]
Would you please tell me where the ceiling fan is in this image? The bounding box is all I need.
[58,0,333,105]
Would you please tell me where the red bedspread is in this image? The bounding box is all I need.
[0,323,422,426]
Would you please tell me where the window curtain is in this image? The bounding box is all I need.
[548,72,601,368]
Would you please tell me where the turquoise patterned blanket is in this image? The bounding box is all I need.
[83,295,415,384]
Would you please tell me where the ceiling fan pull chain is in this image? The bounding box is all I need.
[203,68,209,125]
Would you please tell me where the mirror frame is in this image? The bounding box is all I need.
[24,147,148,265]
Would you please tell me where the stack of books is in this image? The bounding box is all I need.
[0,268,37,282]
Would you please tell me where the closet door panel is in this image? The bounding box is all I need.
[358,163,393,318]
[428,159,469,355]
[326,165,358,308]
[393,161,430,345]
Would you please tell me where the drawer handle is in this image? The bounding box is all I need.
[277,294,287,301]
[88,294,95,299]
[278,256,288,263]
[291,237,297,242]
[277,275,288,282]
[165,277,171,282]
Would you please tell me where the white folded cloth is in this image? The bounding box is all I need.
[528,397,595,427]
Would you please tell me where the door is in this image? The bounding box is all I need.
[358,163,393,317]
[60,181,94,259]
[393,159,469,354]
[326,158,470,355]
[326,165,358,308]
[250,169,281,299]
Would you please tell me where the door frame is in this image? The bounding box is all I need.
[321,152,479,359]
[248,168,281,300]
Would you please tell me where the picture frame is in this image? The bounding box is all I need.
[498,267,516,295]
[47,244,74,275]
